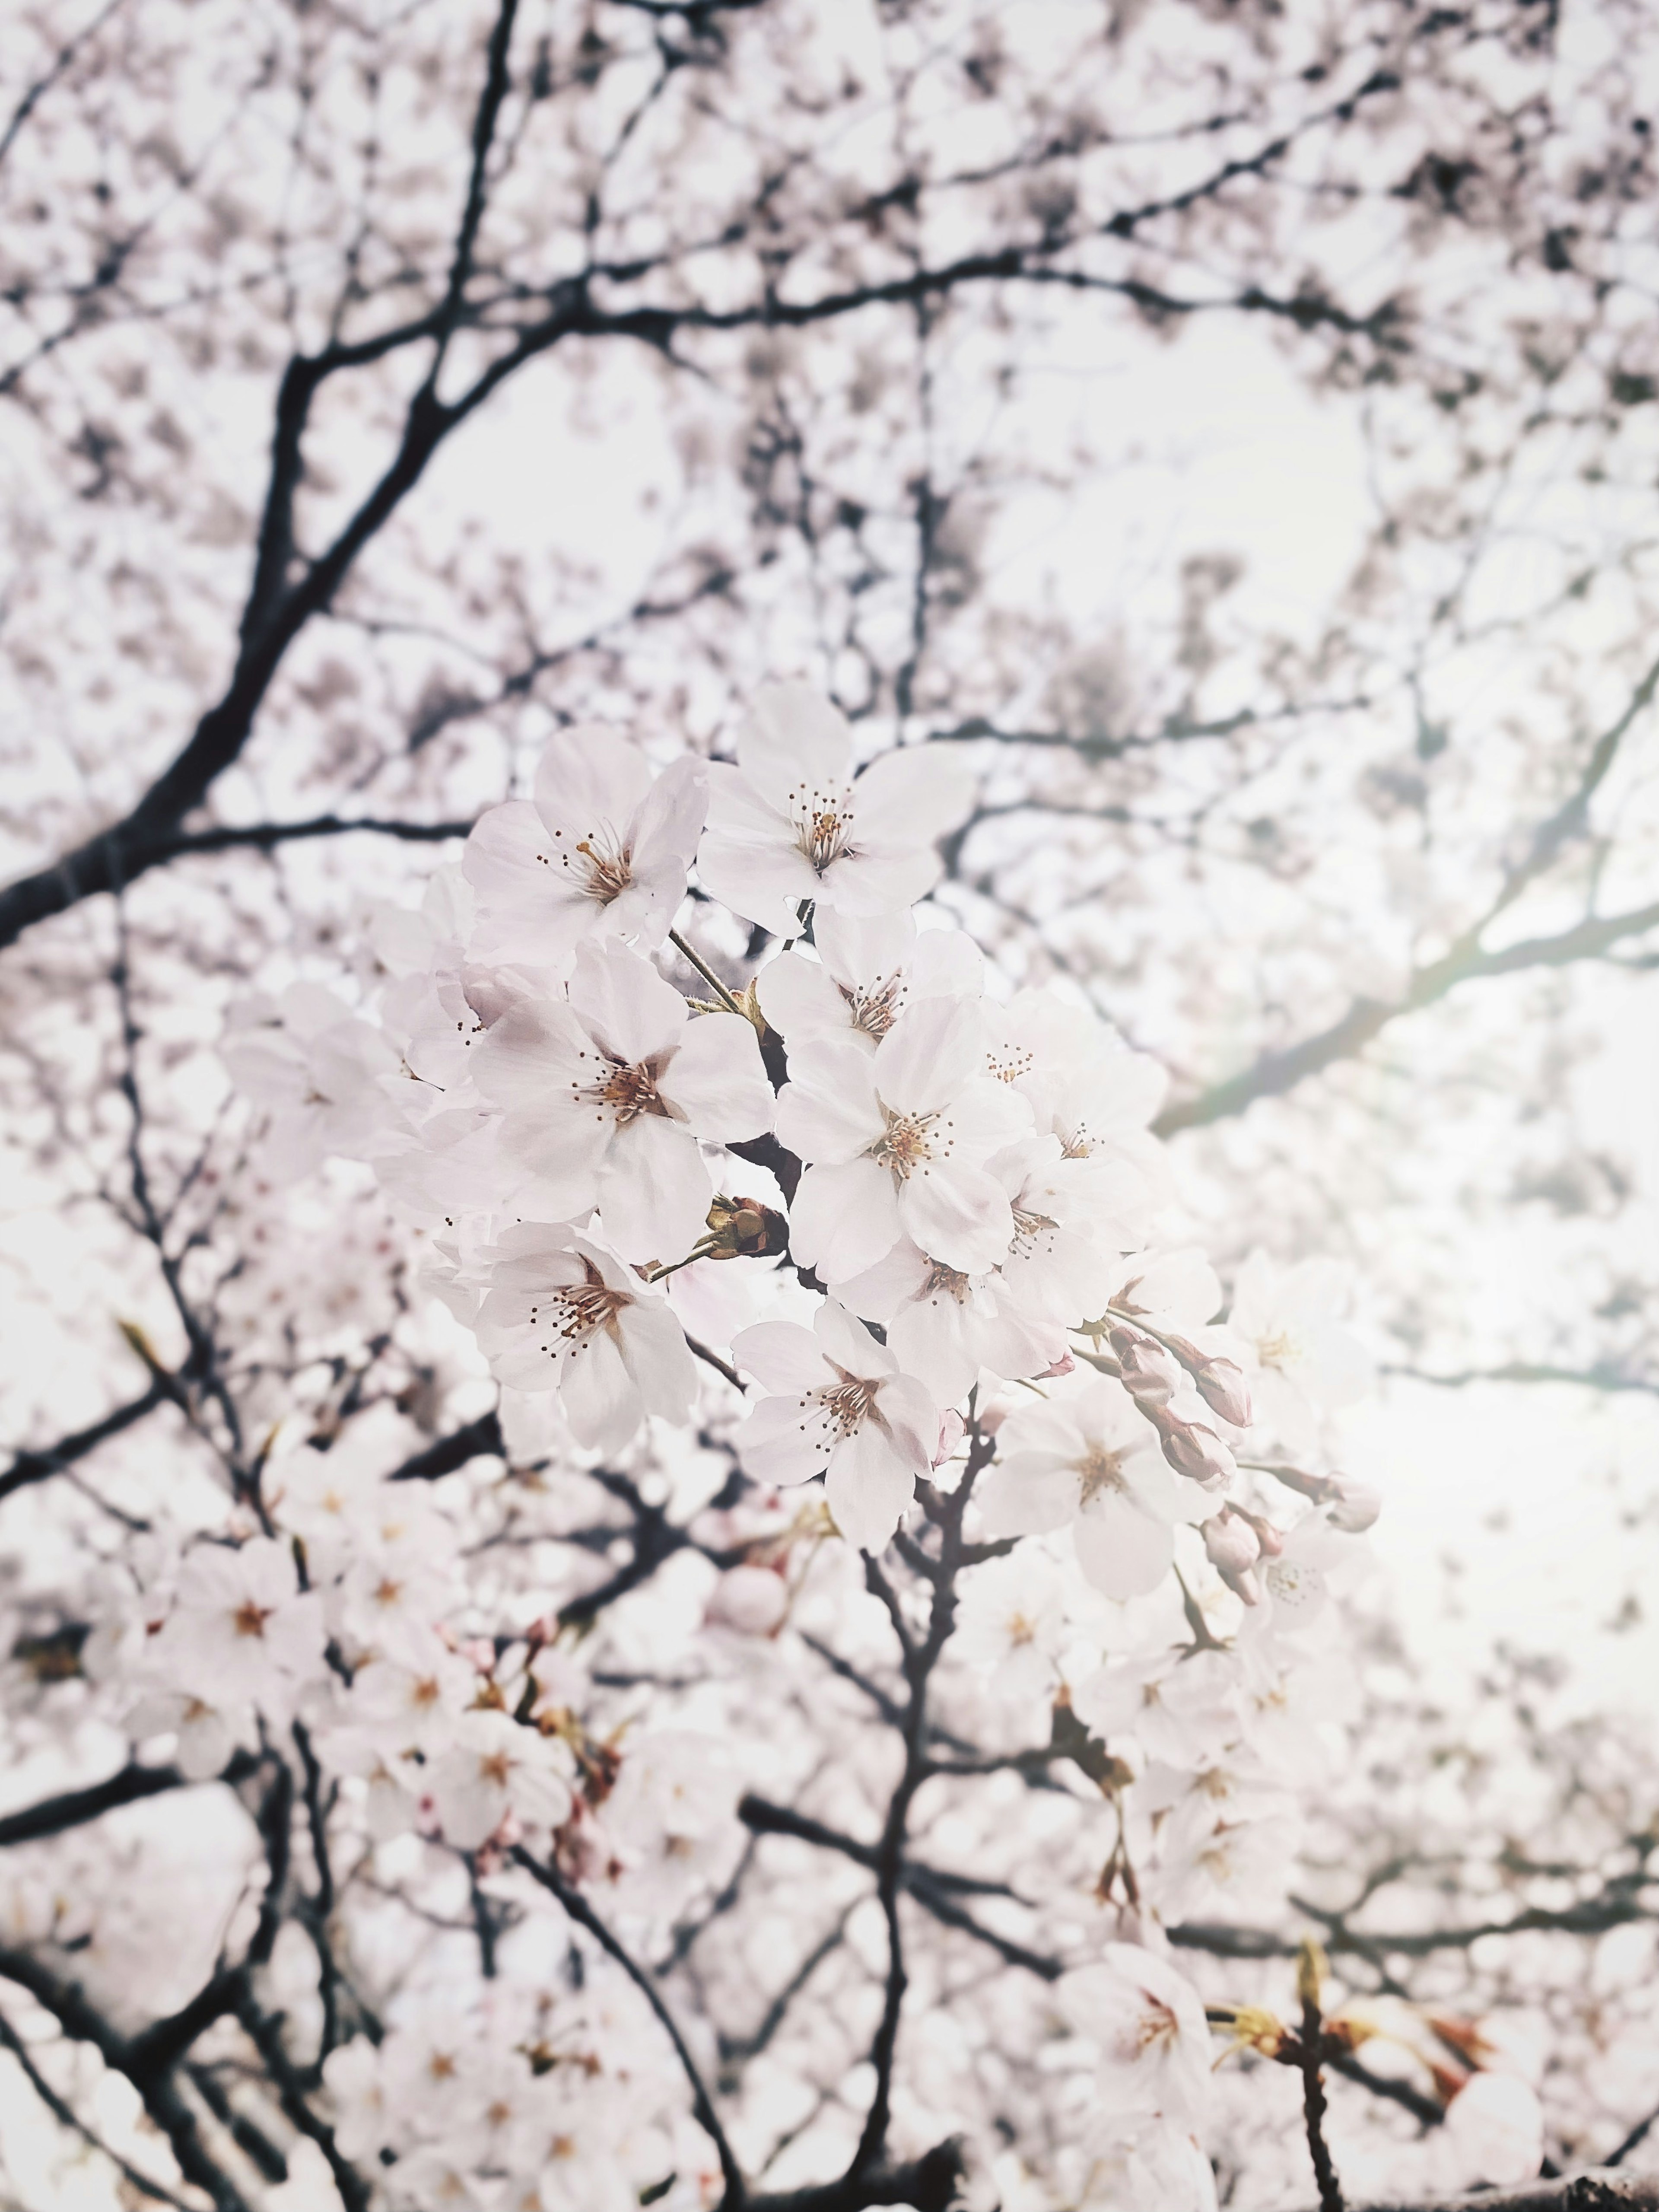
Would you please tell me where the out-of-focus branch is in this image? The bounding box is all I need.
[0,1377,176,1504]
[388,1408,505,1481]
[1158,652,1659,1133]
[1157,895,1659,1135]
[0,1752,257,1848]
[1383,1362,1659,1399]
[512,1847,746,2208]
[152,815,475,858]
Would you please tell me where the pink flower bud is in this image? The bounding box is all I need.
[1202,1513,1259,1578]
[1150,1407,1236,1488]
[1108,1326,1181,1406]
[1193,1355,1252,1428]
[1034,1350,1075,1381]
[1327,1480,1381,1533]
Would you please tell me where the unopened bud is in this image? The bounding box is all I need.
[1149,1405,1236,1489]
[1193,1355,1252,1428]
[1327,1479,1381,1534]
[1202,1513,1262,1603]
[701,1193,790,1260]
[1108,1326,1181,1406]
[1202,1512,1260,1578]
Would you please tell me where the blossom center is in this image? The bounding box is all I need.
[922,1258,971,1303]
[846,973,904,1041]
[788,781,856,873]
[815,1374,877,1438]
[1075,1445,1126,1509]
[596,1058,669,1125]
[232,1599,272,1639]
[1253,1327,1303,1372]
[1135,1995,1181,2055]
[537,823,635,905]
[528,1261,631,1353]
[573,833,633,904]
[872,1106,947,1179]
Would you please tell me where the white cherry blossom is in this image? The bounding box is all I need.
[473,939,774,1261]
[430,1709,577,1850]
[697,682,977,934]
[1224,1249,1374,1449]
[463,727,706,963]
[1059,1944,1213,2128]
[976,1376,1182,1599]
[731,1300,940,1552]
[756,907,982,1053]
[147,1537,326,1707]
[471,1225,699,1451]
[778,994,1032,1280]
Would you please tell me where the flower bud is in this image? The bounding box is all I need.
[701,1192,790,1260]
[1202,1512,1261,1601]
[1327,1479,1381,1533]
[1107,1326,1181,1406]
[1149,1405,1236,1488]
[1192,1355,1252,1428]
[1202,1512,1260,1579]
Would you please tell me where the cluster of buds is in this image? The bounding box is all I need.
[1092,1311,1253,1496]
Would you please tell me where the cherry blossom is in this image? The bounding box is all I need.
[473,938,774,1261]
[470,1224,698,1450]
[697,682,978,934]
[430,1708,577,1850]
[463,726,706,964]
[146,1537,326,1708]
[1059,1944,1213,2127]
[976,1376,1184,1599]
[731,1300,940,1551]
[755,906,982,1053]
[777,992,1032,1280]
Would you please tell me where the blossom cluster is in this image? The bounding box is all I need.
[214,685,1386,2203]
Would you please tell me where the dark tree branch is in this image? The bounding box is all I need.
[0,1378,175,1504]
[511,1847,746,2209]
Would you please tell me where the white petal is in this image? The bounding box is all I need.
[735,682,852,815]
[532,723,653,834]
[596,1117,711,1264]
[849,742,977,845]
[663,1012,775,1139]
[873,996,981,1116]
[569,941,689,1067]
[755,952,849,1046]
[560,1328,645,1453]
[630,752,709,871]
[731,1321,827,1394]
[697,828,821,934]
[1073,1491,1176,1600]
[788,1159,901,1279]
[620,1297,701,1423]
[774,1041,884,1162]
[811,906,915,989]
[813,1297,896,1378]
[736,1392,839,1487]
[897,1160,1014,1276]
[825,1420,917,1553]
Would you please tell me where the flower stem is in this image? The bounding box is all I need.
[667,929,749,1018]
